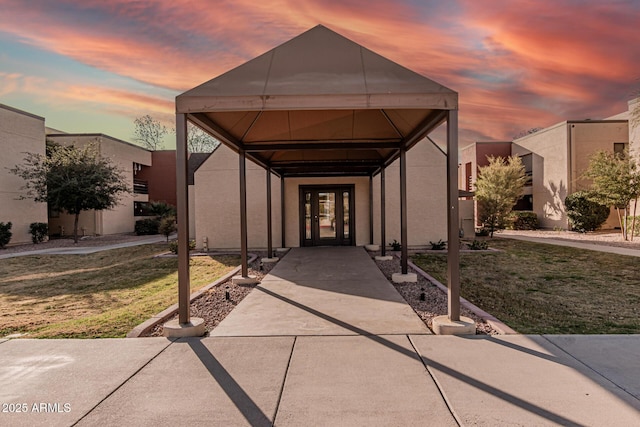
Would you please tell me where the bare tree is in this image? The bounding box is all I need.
[187,122,219,153]
[133,115,168,151]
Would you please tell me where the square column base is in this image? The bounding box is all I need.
[232,275,259,285]
[364,244,380,251]
[261,257,279,263]
[375,255,394,261]
[163,317,206,338]
[392,273,417,283]
[432,315,476,335]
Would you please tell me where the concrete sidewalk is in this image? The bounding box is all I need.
[0,235,170,259]
[0,335,638,426]
[498,233,640,257]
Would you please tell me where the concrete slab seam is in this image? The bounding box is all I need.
[69,338,176,426]
[271,336,297,424]
[540,335,640,402]
[127,254,258,337]
[408,259,518,335]
[407,335,463,427]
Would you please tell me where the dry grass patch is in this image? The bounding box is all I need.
[0,244,239,338]
[412,238,640,334]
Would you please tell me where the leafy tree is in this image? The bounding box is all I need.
[159,216,177,242]
[187,122,219,153]
[583,149,640,240]
[475,155,527,237]
[11,143,130,243]
[133,115,168,150]
[564,191,610,233]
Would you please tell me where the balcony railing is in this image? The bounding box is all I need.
[133,179,149,195]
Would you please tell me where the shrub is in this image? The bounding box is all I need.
[475,228,490,237]
[150,201,176,218]
[159,216,177,241]
[135,218,160,235]
[429,239,446,250]
[389,239,401,251]
[565,191,610,232]
[468,239,489,250]
[168,239,195,254]
[0,222,12,248]
[29,222,48,244]
[507,211,539,230]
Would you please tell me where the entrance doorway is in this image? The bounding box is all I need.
[300,185,354,246]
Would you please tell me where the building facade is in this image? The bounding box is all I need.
[0,104,48,245]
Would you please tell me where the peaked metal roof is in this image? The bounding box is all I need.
[176,25,458,177]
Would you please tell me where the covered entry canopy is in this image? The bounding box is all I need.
[173,25,462,332]
[176,25,457,177]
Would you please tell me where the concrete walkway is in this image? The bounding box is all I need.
[212,246,430,336]
[1,246,639,425]
[498,233,640,257]
[0,235,170,259]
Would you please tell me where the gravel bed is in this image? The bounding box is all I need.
[373,253,497,335]
[144,252,276,337]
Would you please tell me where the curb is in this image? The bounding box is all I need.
[127,253,258,338]
[407,259,519,335]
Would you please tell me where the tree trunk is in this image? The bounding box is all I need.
[73,212,80,244]
[623,207,628,241]
[631,199,638,242]
[616,207,624,239]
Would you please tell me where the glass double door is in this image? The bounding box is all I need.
[300,186,354,246]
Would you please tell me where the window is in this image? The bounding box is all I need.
[614,143,628,158]
[134,201,154,216]
[465,162,472,191]
[520,153,533,187]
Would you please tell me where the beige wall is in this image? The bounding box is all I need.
[194,144,282,250]
[629,97,640,159]
[0,104,48,244]
[372,140,448,247]
[47,134,151,236]
[513,122,569,229]
[194,138,448,250]
[513,120,628,230]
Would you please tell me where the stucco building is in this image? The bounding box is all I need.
[46,133,152,236]
[0,104,48,244]
[460,97,639,230]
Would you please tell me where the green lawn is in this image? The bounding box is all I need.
[0,244,239,338]
[412,238,640,334]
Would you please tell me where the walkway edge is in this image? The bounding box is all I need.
[407,259,518,335]
[127,254,258,338]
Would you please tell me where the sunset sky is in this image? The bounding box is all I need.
[1,0,639,148]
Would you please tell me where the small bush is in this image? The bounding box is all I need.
[468,240,489,250]
[507,211,539,230]
[150,201,176,219]
[135,218,160,235]
[159,216,177,241]
[475,228,490,237]
[565,192,609,233]
[168,239,195,254]
[429,239,446,250]
[0,222,12,248]
[29,222,48,244]
[389,239,401,251]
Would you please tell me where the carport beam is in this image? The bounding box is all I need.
[176,113,190,324]
[400,148,408,274]
[267,168,273,257]
[447,110,461,321]
[239,150,249,277]
[381,168,386,256]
